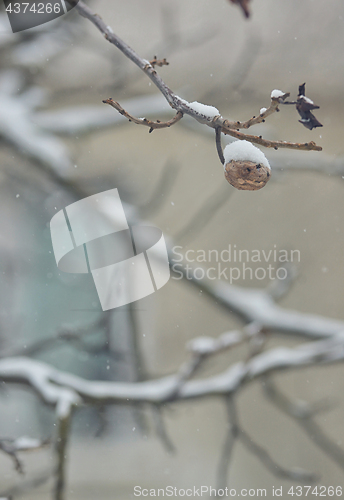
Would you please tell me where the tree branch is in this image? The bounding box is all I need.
[232,94,289,129]
[263,377,344,472]
[1,333,344,407]
[54,401,73,500]
[218,120,322,151]
[102,99,183,132]
[73,1,322,154]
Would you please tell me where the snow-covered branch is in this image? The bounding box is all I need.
[1,333,344,407]
[0,71,71,173]
[170,258,344,340]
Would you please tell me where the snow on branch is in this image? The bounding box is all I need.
[2,327,344,498]
[0,70,71,173]
[1,333,344,408]
[70,0,322,191]
[169,256,344,340]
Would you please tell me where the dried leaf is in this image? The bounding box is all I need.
[296,83,323,130]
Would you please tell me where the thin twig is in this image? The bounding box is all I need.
[152,405,176,454]
[263,377,344,472]
[218,396,317,486]
[218,119,322,151]
[233,95,289,129]
[0,441,24,474]
[238,426,318,482]
[102,99,183,132]
[0,437,50,475]
[216,397,238,491]
[215,127,225,164]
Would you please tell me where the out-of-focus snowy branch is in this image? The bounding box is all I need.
[1,333,344,407]
[0,437,49,474]
[1,330,344,498]
[0,70,71,173]
[170,258,344,340]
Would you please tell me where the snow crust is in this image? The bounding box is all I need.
[260,107,267,114]
[300,95,314,105]
[14,437,42,450]
[271,89,285,99]
[223,140,270,170]
[176,96,219,118]
[188,101,219,118]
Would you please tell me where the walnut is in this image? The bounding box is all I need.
[224,160,271,191]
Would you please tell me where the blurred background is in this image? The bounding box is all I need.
[0,0,344,498]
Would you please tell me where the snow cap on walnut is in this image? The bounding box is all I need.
[223,140,271,191]
[223,140,270,170]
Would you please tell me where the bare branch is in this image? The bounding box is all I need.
[102,99,183,132]
[233,94,289,129]
[33,94,172,136]
[218,121,322,151]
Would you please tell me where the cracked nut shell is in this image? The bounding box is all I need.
[224,160,271,191]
